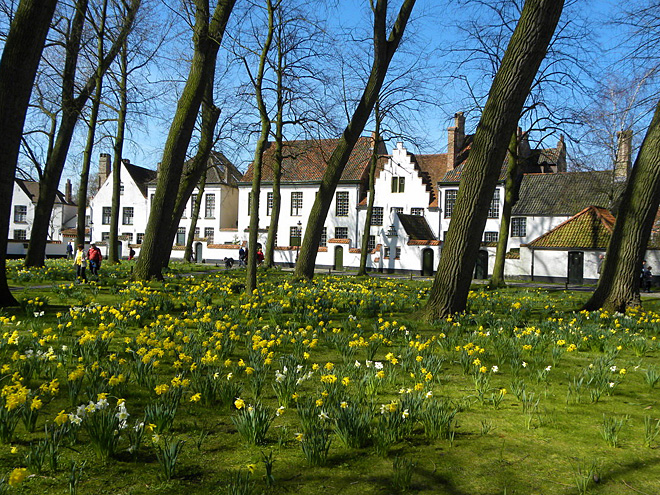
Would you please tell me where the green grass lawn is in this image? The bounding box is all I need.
[0,261,659,494]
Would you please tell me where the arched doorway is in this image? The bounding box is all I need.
[334,246,343,271]
[474,250,488,279]
[422,249,434,276]
[194,242,203,263]
[567,251,584,284]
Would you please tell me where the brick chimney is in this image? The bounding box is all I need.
[65,179,72,203]
[556,135,566,172]
[615,130,632,181]
[447,111,465,168]
[98,153,111,188]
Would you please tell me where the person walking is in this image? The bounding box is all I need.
[87,244,103,277]
[66,242,73,260]
[238,245,246,267]
[644,265,653,292]
[74,244,87,283]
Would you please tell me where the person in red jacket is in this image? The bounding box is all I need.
[87,244,103,276]
[256,247,264,265]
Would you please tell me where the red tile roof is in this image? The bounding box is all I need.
[525,206,615,249]
[241,136,384,183]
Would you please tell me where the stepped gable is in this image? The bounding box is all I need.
[240,136,385,183]
[398,213,436,241]
[412,153,450,207]
[525,206,614,249]
[513,171,622,217]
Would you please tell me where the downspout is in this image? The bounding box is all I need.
[531,247,535,281]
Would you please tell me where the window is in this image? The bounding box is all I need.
[205,194,216,218]
[411,207,424,216]
[320,227,327,247]
[371,207,384,226]
[290,225,302,246]
[395,247,401,259]
[444,189,457,218]
[123,232,133,243]
[511,217,526,237]
[119,183,124,195]
[137,233,144,244]
[391,176,405,193]
[267,192,274,216]
[336,192,349,216]
[14,205,27,223]
[176,227,186,245]
[14,229,26,241]
[367,235,375,252]
[102,207,111,225]
[391,207,403,217]
[194,227,200,238]
[384,247,390,258]
[488,188,500,218]
[484,231,499,243]
[102,232,110,242]
[205,228,214,244]
[122,207,134,225]
[85,215,91,226]
[291,192,303,216]
[335,227,348,239]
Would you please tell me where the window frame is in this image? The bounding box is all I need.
[291,191,303,216]
[14,205,27,223]
[444,189,458,218]
[511,217,527,237]
[205,193,216,219]
[122,206,134,225]
[336,191,349,217]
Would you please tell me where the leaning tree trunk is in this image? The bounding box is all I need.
[76,0,108,249]
[133,0,234,280]
[162,69,220,268]
[424,0,564,320]
[184,168,207,262]
[25,0,141,267]
[0,0,57,307]
[489,131,522,288]
[583,100,660,312]
[294,0,416,280]
[358,111,381,277]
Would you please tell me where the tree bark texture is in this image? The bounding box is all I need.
[583,99,660,312]
[25,0,141,267]
[264,34,285,269]
[425,0,564,319]
[184,168,208,262]
[109,41,129,263]
[246,0,278,293]
[489,132,522,288]
[0,0,57,307]
[294,0,416,280]
[77,0,109,249]
[164,71,220,265]
[133,0,234,280]
[358,115,381,277]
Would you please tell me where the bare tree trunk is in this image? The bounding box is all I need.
[0,0,57,307]
[489,131,521,288]
[76,0,109,249]
[358,106,381,276]
[25,0,141,267]
[583,100,660,312]
[246,0,279,293]
[294,0,416,280]
[264,32,285,269]
[425,0,563,320]
[184,167,207,262]
[133,0,234,280]
[162,69,220,267]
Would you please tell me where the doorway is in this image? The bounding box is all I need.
[474,250,488,279]
[422,249,434,276]
[334,246,343,271]
[194,242,203,263]
[567,251,584,284]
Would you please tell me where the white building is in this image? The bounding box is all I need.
[88,152,240,259]
[8,178,77,257]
